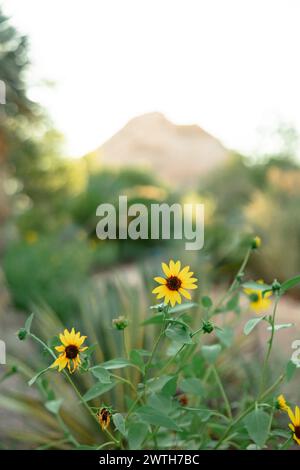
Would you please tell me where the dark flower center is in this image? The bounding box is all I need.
[295,426,300,439]
[65,344,79,359]
[100,408,110,422]
[166,276,182,291]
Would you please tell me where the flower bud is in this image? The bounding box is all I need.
[251,236,261,250]
[202,320,214,334]
[272,279,281,293]
[17,328,27,341]
[112,315,129,330]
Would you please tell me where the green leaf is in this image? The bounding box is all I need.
[244,317,264,336]
[28,366,51,386]
[130,350,145,374]
[100,358,132,370]
[243,281,271,291]
[281,275,300,293]
[185,408,213,422]
[112,413,126,436]
[161,376,177,397]
[45,399,63,415]
[226,294,240,311]
[136,406,180,430]
[142,313,165,326]
[82,381,116,402]
[90,366,112,383]
[83,343,98,357]
[47,336,61,349]
[216,327,234,348]
[244,409,269,448]
[146,375,174,393]
[76,445,99,450]
[201,344,222,363]
[286,360,297,382]
[25,313,34,334]
[201,296,213,308]
[165,323,193,346]
[168,302,198,314]
[148,393,174,414]
[180,377,204,396]
[128,422,148,450]
[267,323,294,331]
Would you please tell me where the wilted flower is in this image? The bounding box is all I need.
[175,389,188,407]
[152,260,197,307]
[97,407,111,430]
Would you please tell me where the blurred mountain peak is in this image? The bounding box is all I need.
[97,112,229,186]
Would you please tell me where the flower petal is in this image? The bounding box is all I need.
[162,262,171,277]
[179,288,191,300]
[152,285,167,294]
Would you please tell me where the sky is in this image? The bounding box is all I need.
[2,0,300,157]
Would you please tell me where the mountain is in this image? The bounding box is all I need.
[96,112,229,186]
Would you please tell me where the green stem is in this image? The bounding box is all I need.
[212,365,232,420]
[145,317,167,372]
[259,294,280,396]
[29,332,120,447]
[214,374,284,449]
[37,438,69,450]
[57,413,80,447]
[96,441,115,450]
[126,395,142,419]
[123,329,129,359]
[110,373,137,394]
[63,372,119,446]
[212,247,252,314]
[159,328,203,377]
[280,435,293,450]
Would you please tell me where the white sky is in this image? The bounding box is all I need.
[2,0,300,157]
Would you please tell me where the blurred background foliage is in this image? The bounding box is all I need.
[2,3,300,319]
[1,4,300,448]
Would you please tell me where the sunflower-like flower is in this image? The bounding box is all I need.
[152,260,197,307]
[244,280,272,313]
[50,328,87,373]
[97,407,111,430]
[286,405,300,445]
[276,394,289,411]
[277,395,300,445]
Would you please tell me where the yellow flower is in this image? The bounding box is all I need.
[252,236,261,249]
[286,405,300,445]
[277,394,289,411]
[25,230,38,244]
[50,328,88,373]
[152,260,198,307]
[244,280,272,313]
[97,407,111,430]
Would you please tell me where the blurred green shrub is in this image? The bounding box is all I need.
[199,152,300,290]
[3,235,93,319]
